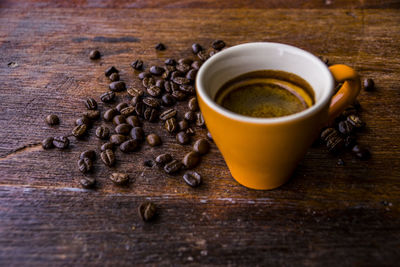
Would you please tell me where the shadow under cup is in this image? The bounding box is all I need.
[196,42,335,190]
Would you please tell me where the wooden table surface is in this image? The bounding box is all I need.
[1,0,400,265]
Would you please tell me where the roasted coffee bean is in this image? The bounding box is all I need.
[165,117,178,133]
[138,202,156,222]
[212,40,226,50]
[116,102,129,112]
[144,107,158,122]
[195,112,205,127]
[45,114,59,126]
[80,177,96,189]
[338,120,354,135]
[146,133,161,146]
[155,79,165,90]
[197,50,209,61]
[347,115,365,128]
[109,72,120,82]
[186,69,197,81]
[95,126,110,139]
[183,151,200,169]
[178,120,189,131]
[186,127,195,136]
[84,98,97,110]
[42,137,54,149]
[188,97,199,111]
[162,69,171,80]
[110,134,127,145]
[183,171,201,187]
[170,81,180,91]
[143,97,161,108]
[172,90,187,101]
[89,50,101,60]
[206,131,213,141]
[352,145,371,160]
[138,71,151,80]
[159,108,177,121]
[155,43,166,51]
[109,81,126,92]
[83,110,100,120]
[75,116,91,126]
[344,135,356,149]
[165,58,176,65]
[72,124,87,138]
[363,78,375,91]
[131,127,144,141]
[131,59,144,70]
[193,138,210,155]
[100,91,115,103]
[101,149,115,166]
[126,115,141,127]
[320,128,337,141]
[341,106,358,117]
[131,95,140,106]
[184,111,196,122]
[191,61,202,70]
[147,85,162,97]
[144,160,155,167]
[53,136,69,149]
[161,93,176,106]
[127,87,144,97]
[176,64,191,73]
[120,139,138,153]
[101,142,114,151]
[115,123,132,135]
[192,43,203,54]
[179,85,195,94]
[135,102,145,117]
[164,81,172,93]
[209,49,216,57]
[78,158,93,173]
[150,66,165,76]
[143,76,156,88]
[113,115,126,125]
[105,66,118,77]
[80,150,96,160]
[103,108,118,121]
[176,131,190,145]
[326,136,344,153]
[155,153,173,166]
[109,172,129,185]
[171,71,184,80]
[164,160,183,174]
[120,106,136,117]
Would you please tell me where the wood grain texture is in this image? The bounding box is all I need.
[0,6,400,266]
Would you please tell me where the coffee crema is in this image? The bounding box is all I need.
[215,70,315,118]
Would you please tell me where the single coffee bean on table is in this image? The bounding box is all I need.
[127,87,144,97]
[101,142,114,151]
[100,91,115,103]
[183,171,202,187]
[120,139,138,153]
[95,126,110,139]
[126,115,141,127]
[143,107,158,122]
[143,76,155,88]
[115,123,132,135]
[113,115,126,125]
[159,108,177,121]
[101,149,115,166]
[143,97,161,109]
[147,85,162,97]
[84,98,97,110]
[150,66,165,76]
[109,72,120,82]
[184,111,196,122]
[188,97,199,111]
[155,153,173,167]
[131,127,145,141]
[155,43,166,51]
[83,110,100,120]
[45,114,59,126]
[80,150,96,160]
[164,160,183,174]
[103,108,119,121]
[75,116,91,126]
[89,50,101,60]
[109,81,126,92]
[131,59,143,70]
[176,131,190,145]
[109,172,129,186]
[105,66,118,77]
[72,124,87,138]
[146,133,161,146]
[42,137,54,149]
[193,138,210,155]
[192,43,203,54]
[212,40,226,50]
[138,71,151,80]
[195,112,205,127]
[165,58,176,65]
[110,134,127,145]
[77,157,93,173]
[363,78,375,91]
[165,117,178,133]
[53,136,69,149]
[138,202,157,222]
[80,177,96,189]
[161,94,176,106]
[182,151,200,169]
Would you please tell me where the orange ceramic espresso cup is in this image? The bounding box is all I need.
[196,42,361,190]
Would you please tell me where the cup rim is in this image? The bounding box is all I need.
[195,42,335,124]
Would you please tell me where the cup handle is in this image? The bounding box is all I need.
[327,64,361,123]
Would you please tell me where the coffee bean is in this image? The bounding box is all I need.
[363,78,375,91]
[186,127,195,136]
[195,112,205,127]
[131,96,140,106]
[188,97,199,111]
[116,102,128,112]
[161,94,176,106]
[206,131,213,141]
[109,172,129,185]
[53,136,69,149]
[144,160,155,168]
[176,131,190,145]
[78,157,93,173]
[183,151,200,169]
[164,160,183,174]
[100,91,115,103]
[126,115,141,127]
[110,134,127,145]
[109,72,120,82]
[146,133,161,146]
[72,124,87,138]
[75,116,91,126]
[172,90,187,101]
[162,69,171,80]
[115,123,132,135]
[155,153,173,166]
[179,85,195,94]
[193,138,210,155]
[165,58,177,65]
[186,69,197,81]
[42,137,54,149]
[351,145,371,160]
[101,149,115,166]
[338,120,354,135]
[164,81,172,93]
[143,97,161,108]
[341,106,358,117]
[320,128,337,141]
[144,107,158,122]
[192,43,203,54]
[155,79,165,89]
[80,177,96,189]
[96,126,110,139]
[212,40,226,50]
[120,139,138,153]
[171,71,184,81]
[83,110,100,120]
[101,142,114,151]
[89,50,101,60]
[135,102,145,117]
[147,85,162,97]
[113,115,126,125]
[184,111,196,122]
[80,150,96,160]
[120,106,136,117]
[131,59,144,70]
[150,66,165,76]
[138,72,151,80]
[176,64,191,74]
[347,115,365,128]
[103,108,118,121]
[105,66,118,77]
[165,117,178,133]
[138,202,156,222]
[183,171,202,187]
[84,98,97,110]
[127,87,144,97]
[45,114,59,126]
[159,108,177,121]
[197,50,209,61]
[155,43,166,51]
[109,81,126,92]
[178,120,189,131]
[326,135,344,153]
[170,81,179,91]
[130,127,144,141]
[143,76,156,88]
[191,61,202,70]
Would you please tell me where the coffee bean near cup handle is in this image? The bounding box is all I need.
[327,64,361,124]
